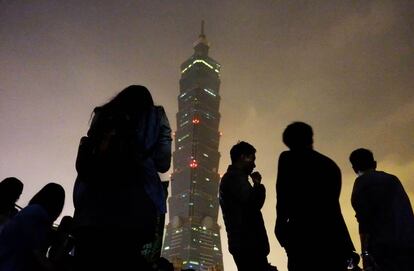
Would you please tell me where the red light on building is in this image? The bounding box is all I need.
[192,118,200,124]
[189,159,198,168]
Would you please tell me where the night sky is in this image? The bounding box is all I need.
[1,1,413,270]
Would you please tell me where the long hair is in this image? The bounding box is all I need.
[89,85,155,133]
[29,183,65,222]
[95,85,154,117]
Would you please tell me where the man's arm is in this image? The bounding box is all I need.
[351,178,376,270]
[251,171,266,209]
[227,171,265,210]
[275,152,290,247]
[351,179,373,242]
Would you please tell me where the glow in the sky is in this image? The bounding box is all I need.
[1,1,414,270]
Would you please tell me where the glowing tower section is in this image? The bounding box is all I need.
[162,22,224,271]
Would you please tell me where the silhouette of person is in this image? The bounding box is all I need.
[73,85,172,271]
[350,148,414,271]
[0,182,65,271]
[275,122,355,271]
[220,141,276,271]
[0,177,24,229]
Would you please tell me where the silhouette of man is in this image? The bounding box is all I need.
[275,122,355,271]
[220,141,275,271]
[350,148,414,271]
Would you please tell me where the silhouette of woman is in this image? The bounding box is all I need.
[73,85,172,270]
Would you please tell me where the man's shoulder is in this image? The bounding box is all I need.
[221,169,243,182]
[358,170,400,185]
[220,167,247,187]
[313,150,339,169]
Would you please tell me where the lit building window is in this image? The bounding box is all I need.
[189,159,198,168]
[204,88,217,97]
[181,59,220,74]
[178,134,190,142]
[180,120,189,127]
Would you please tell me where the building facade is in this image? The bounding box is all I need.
[162,23,224,271]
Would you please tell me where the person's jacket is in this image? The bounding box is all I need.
[352,170,414,250]
[275,149,355,255]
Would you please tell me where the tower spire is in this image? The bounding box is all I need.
[194,20,209,55]
[200,20,205,38]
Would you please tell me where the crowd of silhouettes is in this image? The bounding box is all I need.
[0,182,66,270]
[1,85,413,271]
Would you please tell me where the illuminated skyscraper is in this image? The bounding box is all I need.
[162,22,224,271]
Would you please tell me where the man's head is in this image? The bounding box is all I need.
[282,122,313,150]
[230,141,256,174]
[349,148,377,174]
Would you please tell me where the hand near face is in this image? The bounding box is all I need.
[250,171,262,185]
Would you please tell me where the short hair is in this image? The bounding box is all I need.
[230,141,256,163]
[282,122,313,150]
[349,148,376,172]
[0,177,23,202]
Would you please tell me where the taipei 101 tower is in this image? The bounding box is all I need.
[162,22,224,271]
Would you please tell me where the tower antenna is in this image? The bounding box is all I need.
[200,20,205,38]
